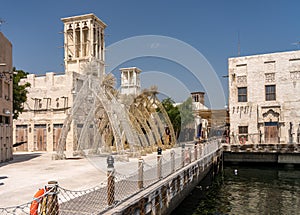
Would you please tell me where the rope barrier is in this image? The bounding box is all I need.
[0,139,222,214]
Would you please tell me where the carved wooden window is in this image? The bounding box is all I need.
[265,85,276,101]
[238,87,247,102]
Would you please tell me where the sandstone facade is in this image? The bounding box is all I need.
[0,32,13,162]
[228,50,300,144]
[14,14,106,152]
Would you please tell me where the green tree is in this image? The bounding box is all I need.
[12,68,30,119]
[159,98,181,138]
[178,97,194,128]
[178,97,195,141]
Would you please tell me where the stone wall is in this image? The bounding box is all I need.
[13,13,107,154]
[13,71,81,152]
[0,32,13,162]
[229,50,300,144]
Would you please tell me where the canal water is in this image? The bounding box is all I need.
[172,164,300,215]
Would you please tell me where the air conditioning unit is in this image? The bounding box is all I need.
[5,95,9,100]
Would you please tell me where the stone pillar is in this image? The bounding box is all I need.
[46,123,54,152]
[107,155,115,206]
[261,126,265,143]
[80,24,83,58]
[279,123,285,143]
[28,121,34,151]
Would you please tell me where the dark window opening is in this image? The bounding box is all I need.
[238,87,247,102]
[5,116,10,125]
[265,85,276,101]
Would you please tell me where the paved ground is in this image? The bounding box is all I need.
[0,152,105,207]
[0,147,182,208]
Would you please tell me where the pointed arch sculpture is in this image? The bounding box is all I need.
[55,71,176,159]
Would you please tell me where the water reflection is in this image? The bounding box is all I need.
[172,165,300,215]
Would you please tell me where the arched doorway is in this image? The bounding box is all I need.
[263,109,279,144]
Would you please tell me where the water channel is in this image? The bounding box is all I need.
[172,164,300,215]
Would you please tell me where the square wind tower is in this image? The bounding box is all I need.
[120,67,141,95]
[61,13,107,77]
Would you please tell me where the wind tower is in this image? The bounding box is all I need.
[61,14,107,77]
[120,67,141,95]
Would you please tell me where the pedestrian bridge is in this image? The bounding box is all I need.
[0,139,223,215]
[3,141,300,215]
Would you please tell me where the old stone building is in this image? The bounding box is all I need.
[0,32,13,162]
[14,14,107,152]
[229,50,300,144]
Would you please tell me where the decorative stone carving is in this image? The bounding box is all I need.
[290,71,300,80]
[265,73,275,83]
[237,75,247,85]
[262,109,280,122]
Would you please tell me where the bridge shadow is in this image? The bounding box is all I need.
[0,153,42,168]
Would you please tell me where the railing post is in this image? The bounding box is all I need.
[199,143,203,158]
[188,147,192,164]
[138,158,144,189]
[107,155,115,206]
[171,149,175,173]
[157,147,162,179]
[181,143,185,167]
[194,142,198,160]
[46,181,59,215]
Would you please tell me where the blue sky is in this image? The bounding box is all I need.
[1,1,300,105]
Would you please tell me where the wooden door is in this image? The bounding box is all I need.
[34,125,46,151]
[265,123,278,143]
[15,125,28,151]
